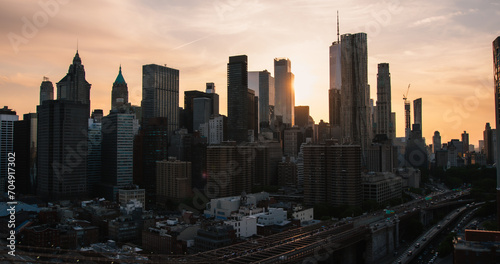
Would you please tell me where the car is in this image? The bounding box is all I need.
[407,251,413,256]
[422,237,427,241]
[415,243,420,248]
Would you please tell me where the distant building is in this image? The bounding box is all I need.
[208,115,227,145]
[194,225,235,252]
[362,172,402,204]
[462,131,469,154]
[274,58,295,126]
[111,66,129,110]
[227,55,249,143]
[141,64,179,139]
[283,127,303,158]
[432,131,441,153]
[224,215,257,238]
[375,63,393,139]
[156,158,193,204]
[453,230,500,264]
[13,113,36,194]
[0,106,18,192]
[303,143,361,207]
[119,187,145,207]
[39,77,54,104]
[484,123,494,164]
[184,88,219,133]
[87,118,102,196]
[294,106,309,128]
[278,157,298,188]
[249,70,274,129]
[99,112,135,201]
[413,98,422,134]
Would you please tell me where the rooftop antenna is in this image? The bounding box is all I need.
[76,38,78,52]
[337,10,340,42]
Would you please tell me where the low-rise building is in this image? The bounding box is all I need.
[362,172,402,204]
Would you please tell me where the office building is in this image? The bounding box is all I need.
[362,172,402,204]
[184,87,219,133]
[40,77,54,104]
[0,107,19,192]
[99,112,134,201]
[492,36,500,228]
[376,63,393,138]
[294,106,309,128]
[462,131,469,154]
[156,158,193,204]
[37,101,88,199]
[432,131,441,154]
[227,55,249,143]
[193,97,211,132]
[340,33,371,156]
[141,64,179,138]
[247,89,258,140]
[413,98,422,135]
[274,58,295,126]
[484,123,494,164]
[284,127,303,158]
[13,113,37,194]
[87,117,102,196]
[250,70,274,128]
[57,51,91,108]
[208,115,226,145]
[111,66,129,110]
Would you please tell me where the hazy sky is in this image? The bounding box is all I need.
[1,0,499,147]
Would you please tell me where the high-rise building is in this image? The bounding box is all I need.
[303,143,361,207]
[257,70,275,128]
[247,89,258,140]
[99,112,134,201]
[111,66,129,110]
[414,98,422,134]
[0,107,18,192]
[87,117,102,196]
[433,131,441,154]
[274,58,295,126]
[462,131,470,154]
[484,123,494,164]
[141,64,179,138]
[329,28,342,127]
[40,77,54,104]
[140,117,170,205]
[227,55,248,143]
[208,115,226,145]
[14,113,37,194]
[340,33,371,157]
[390,112,396,139]
[492,36,500,228]
[193,97,211,132]
[57,51,91,108]
[206,142,253,198]
[37,100,88,199]
[184,88,219,133]
[376,63,393,138]
[156,158,192,204]
[37,51,91,199]
[283,127,303,158]
[404,99,411,140]
[294,106,309,128]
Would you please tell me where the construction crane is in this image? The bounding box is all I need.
[403,84,410,103]
[403,84,411,138]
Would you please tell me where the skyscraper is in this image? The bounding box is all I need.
[111,66,129,110]
[0,107,18,192]
[99,112,134,201]
[294,106,309,128]
[40,77,54,104]
[414,98,422,134]
[193,97,211,132]
[340,33,371,156]
[329,16,342,130]
[227,55,248,143]
[184,87,219,133]
[433,131,441,153]
[248,70,275,129]
[37,51,91,199]
[492,36,500,229]
[156,158,192,204]
[376,63,392,138]
[37,100,89,199]
[141,64,179,137]
[274,58,295,126]
[462,131,469,154]
[87,116,102,196]
[57,51,91,108]
[484,123,494,164]
[14,113,37,195]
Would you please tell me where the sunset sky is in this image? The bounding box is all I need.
[1,0,500,147]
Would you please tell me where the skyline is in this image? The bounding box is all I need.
[1,0,500,146]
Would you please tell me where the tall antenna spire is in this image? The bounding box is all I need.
[76,38,79,53]
[337,10,340,42]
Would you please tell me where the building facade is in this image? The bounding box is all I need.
[274,58,295,126]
